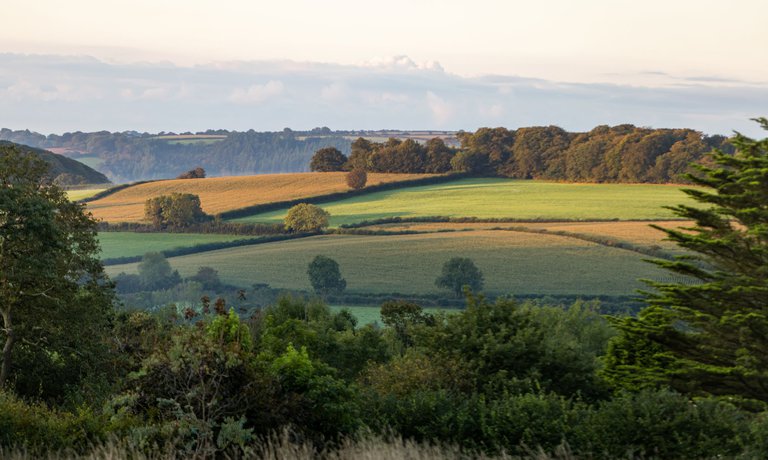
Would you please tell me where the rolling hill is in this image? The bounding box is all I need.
[0,141,110,185]
[86,172,438,222]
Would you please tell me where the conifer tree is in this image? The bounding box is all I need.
[604,118,768,406]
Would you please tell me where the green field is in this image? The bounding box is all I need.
[330,305,457,325]
[98,232,255,260]
[105,230,684,296]
[230,178,696,226]
[66,188,108,201]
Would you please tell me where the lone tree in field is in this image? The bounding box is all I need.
[0,144,113,392]
[435,257,484,297]
[604,118,768,405]
[144,193,209,228]
[310,147,347,172]
[177,167,206,179]
[284,203,330,232]
[307,255,346,296]
[346,168,367,190]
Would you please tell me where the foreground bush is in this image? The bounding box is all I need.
[0,391,104,453]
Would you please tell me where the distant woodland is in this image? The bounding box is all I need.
[0,125,733,183]
[338,125,734,183]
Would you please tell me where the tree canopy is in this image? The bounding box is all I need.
[0,144,113,399]
[310,147,348,172]
[307,256,347,296]
[435,257,484,297]
[284,203,330,233]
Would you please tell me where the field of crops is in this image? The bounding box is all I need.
[368,220,691,253]
[86,172,435,223]
[232,178,697,226]
[98,232,254,260]
[105,230,680,297]
[66,188,109,201]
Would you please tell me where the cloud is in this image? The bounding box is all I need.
[320,82,345,101]
[362,55,444,72]
[229,80,284,104]
[426,91,455,125]
[0,53,766,136]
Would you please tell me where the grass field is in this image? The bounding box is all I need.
[66,188,109,201]
[105,230,683,297]
[368,220,691,253]
[231,178,697,226]
[98,232,254,260]
[86,172,436,223]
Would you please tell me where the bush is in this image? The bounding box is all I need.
[0,390,104,452]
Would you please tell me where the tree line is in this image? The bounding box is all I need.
[311,125,734,183]
[2,124,734,184]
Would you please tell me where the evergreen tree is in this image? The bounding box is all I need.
[604,118,768,407]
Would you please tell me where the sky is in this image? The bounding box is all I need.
[1,0,767,135]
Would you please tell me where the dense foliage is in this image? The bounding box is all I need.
[604,118,768,407]
[283,203,330,232]
[435,257,485,297]
[0,144,113,403]
[144,193,210,229]
[336,126,732,183]
[307,255,347,296]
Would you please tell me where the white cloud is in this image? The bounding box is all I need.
[320,82,345,101]
[363,55,444,73]
[426,91,454,125]
[480,103,505,118]
[229,80,284,104]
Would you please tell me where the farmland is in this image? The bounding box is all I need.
[367,220,691,253]
[66,187,109,201]
[231,178,698,226]
[104,230,681,297]
[98,232,255,260]
[86,172,436,223]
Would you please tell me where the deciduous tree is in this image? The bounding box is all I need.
[0,144,113,395]
[284,203,329,232]
[310,147,347,172]
[307,255,346,296]
[435,257,484,297]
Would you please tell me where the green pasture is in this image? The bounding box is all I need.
[66,188,108,201]
[230,178,697,226]
[330,305,457,325]
[105,230,684,297]
[98,232,254,260]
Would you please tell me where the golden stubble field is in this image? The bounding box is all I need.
[86,172,436,223]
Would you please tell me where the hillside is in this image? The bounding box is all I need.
[0,141,110,185]
[86,172,437,222]
[232,178,698,226]
[104,230,679,297]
